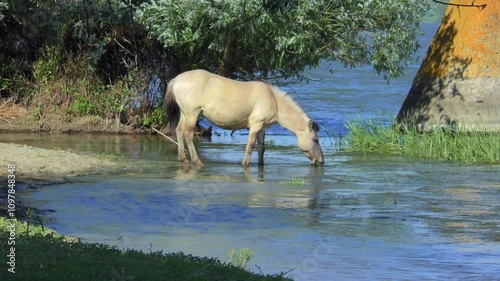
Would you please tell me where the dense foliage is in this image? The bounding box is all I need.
[138,0,429,81]
[0,0,171,126]
[0,0,433,126]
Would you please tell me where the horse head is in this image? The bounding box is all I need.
[297,120,324,165]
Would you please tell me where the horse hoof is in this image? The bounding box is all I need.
[182,159,190,165]
[193,160,204,166]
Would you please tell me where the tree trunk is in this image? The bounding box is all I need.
[397,0,499,131]
[220,35,235,78]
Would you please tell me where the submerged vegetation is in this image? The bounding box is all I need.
[0,217,291,281]
[289,177,306,186]
[346,119,500,164]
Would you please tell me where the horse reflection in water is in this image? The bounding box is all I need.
[165,69,324,166]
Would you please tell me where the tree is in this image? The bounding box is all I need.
[0,0,433,131]
[0,0,170,125]
[397,0,499,132]
[137,0,428,82]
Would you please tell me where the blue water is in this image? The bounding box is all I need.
[14,22,500,280]
[19,157,500,280]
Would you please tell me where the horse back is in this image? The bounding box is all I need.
[172,70,278,129]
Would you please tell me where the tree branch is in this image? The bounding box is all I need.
[432,0,487,10]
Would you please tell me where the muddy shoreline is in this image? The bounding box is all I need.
[0,104,209,219]
[0,104,210,212]
[0,104,154,135]
[0,104,212,136]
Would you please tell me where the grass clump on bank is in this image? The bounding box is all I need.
[345,119,500,163]
[227,248,255,269]
[0,218,292,281]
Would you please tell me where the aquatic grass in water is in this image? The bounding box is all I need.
[346,119,500,163]
[289,177,306,186]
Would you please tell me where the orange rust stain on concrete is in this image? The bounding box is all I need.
[418,0,499,78]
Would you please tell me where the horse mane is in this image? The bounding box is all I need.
[269,85,310,119]
[268,85,320,132]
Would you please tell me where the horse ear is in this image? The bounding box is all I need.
[308,120,320,132]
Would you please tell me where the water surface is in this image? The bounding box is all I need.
[18,149,500,280]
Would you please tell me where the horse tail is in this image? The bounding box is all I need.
[165,79,180,131]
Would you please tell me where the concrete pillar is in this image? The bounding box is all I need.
[397,0,499,131]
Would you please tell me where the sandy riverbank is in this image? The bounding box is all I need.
[0,142,123,181]
[0,142,128,217]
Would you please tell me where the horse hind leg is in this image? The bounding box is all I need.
[175,116,189,164]
[183,114,204,166]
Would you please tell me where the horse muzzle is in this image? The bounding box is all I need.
[310,159,325,165]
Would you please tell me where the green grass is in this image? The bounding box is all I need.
[227,248,255,269]
[345,118,500,163]
[0,217,292,281]
[289,177,306,186]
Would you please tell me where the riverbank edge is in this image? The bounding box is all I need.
[0,105,213,136]
[0,142,132,219]
[0,218,291,281]
[345,118,500,164]
[0,143,292,281]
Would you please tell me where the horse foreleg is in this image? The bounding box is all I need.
[242,133,256,166]
[256,130,266,166]
[242,123,263,166]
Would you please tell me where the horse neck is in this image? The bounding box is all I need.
[273,90,309,135]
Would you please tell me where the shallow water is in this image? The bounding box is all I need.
[18,143,500,280]
[7,23,500,279]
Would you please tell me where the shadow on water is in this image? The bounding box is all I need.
[12,133,500,280]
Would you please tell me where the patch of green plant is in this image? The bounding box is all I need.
[142,106,167,127]
[0,216,76,242]
[0,57,30,102]
[289,177,306,186]
[31,104,44,122]
[227,248,255,269]
[74,94,95,115]
[323,126,345,148]
[265,138,276,147]
[33,46,64,85]
[0,217,292,280]
[346,118,500,163]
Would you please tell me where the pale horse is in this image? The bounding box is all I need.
[165,69,324,166]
